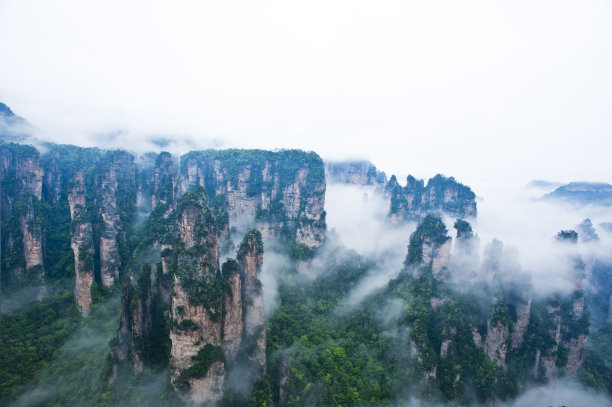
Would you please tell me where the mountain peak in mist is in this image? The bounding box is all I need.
[0,101,31,143]
[543,182,612,206]
[0,102,16,117]
[325,160,387,185]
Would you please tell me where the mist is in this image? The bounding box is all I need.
[508,379,611,407]
[260,240,293,319]
[324,183,414,307]
[9,296,121,407]
[1,0,611,190]
[472,181,612,296]
[318,169,612,308]
[392,379,612,407]
[1,283,53,315]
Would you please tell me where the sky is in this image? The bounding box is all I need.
[1,0,612,195]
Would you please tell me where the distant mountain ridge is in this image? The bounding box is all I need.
[0,101,31,142]
[0,102,16,117]
[543,181,612,206]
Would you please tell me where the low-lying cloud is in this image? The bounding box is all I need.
[324,183,415,306]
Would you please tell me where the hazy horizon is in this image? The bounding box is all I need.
[1,0,611,197]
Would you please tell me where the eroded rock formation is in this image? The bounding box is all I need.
[68,170,95,315]
[325,160,387,185]
[387,174,476,223]
[94,151,137,287]
[178,150,326,249]
[0,144,45,288]
[238,230,266,370]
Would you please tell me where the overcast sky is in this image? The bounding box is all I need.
[1,0,611,195]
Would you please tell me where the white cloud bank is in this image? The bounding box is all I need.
[0,0,611,194]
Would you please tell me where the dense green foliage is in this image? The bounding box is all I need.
[238,229,264,259]
[425,175,476,215]
[405,214,450,267]
[262,250,502,406]
[581,323,612,393]
[189,344,227,378]
[0,284,80,400]
[454,219,473,238]
[1,141,610,406]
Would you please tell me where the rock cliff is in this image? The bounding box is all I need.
[157,187,269,404]
[109,265,154,381]
[451,219,480,284]
[2,143,325,323]
[168,190,226,405]
[94,151,137,287]
[397,216,591,397]
[237,229,266,370]
[152,151,179,214]
[404,213,452,281]
[68,170,95,315]
[325,160,387,185]
[178,150,326,249]
[221,259,243,363]
[0,143,45,289]
[387,174,477,223]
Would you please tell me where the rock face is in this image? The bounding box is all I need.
[110,280,136,383]
[429,238,451,280]
[564,289,588,377]
[162,188,268,404]
[510,292,532,350]
[529,234,589,380]
[325,160,387,185]
[68,171,95,315]
[278,352,291,407]
[178,150,326,249]
[535,279,587,380]
[387,174,477,223]
[131,267,153,373]
[42,150,63,205]
[152,151,179,213]
[534,303,563,381]
[238,230,266,370]
[222,259,243,363]
[168,192,226,405]
[399,216,590,395]
[565,333,588,377]
[109,266,154,382]
[0,143,45,288]
[20,196,43,272]
[475,239,537,367]
[451,219,480,284]
[483,320,509,366]
[94,151,137,287]
[405,214,452,281]
[557,235,589,377]
[0,144,43,200]
[1,144,321,346]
